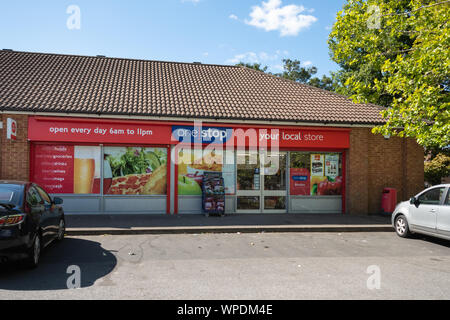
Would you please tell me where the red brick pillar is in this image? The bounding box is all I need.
[0,114,30,181]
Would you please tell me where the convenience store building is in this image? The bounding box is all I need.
[0,50,424,215]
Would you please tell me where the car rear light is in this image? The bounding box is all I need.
[0,214,25,226]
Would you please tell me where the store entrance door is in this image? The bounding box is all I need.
[236,150,287,213]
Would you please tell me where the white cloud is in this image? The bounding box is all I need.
[181,0,200,4]
[302,60,312,66]
[227,52,260,64]
[202,52,209,57]
[229,14,238,20]
[226,50,287,65]
[245,0,317,36]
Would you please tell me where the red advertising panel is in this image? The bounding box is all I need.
[32,144,102,194]
[290,168,310,196]
[28,117,172,144]
[33,145,75,193]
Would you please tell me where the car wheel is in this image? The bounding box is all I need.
[395,214,411,238]
[56,218,65,242]
[24,233,41,269]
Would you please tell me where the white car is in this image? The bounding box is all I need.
[392,184,450,240]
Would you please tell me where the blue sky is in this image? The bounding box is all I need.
[0,0,345,77]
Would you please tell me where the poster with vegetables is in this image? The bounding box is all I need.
[178,149,223,195]
[104,147,167,195]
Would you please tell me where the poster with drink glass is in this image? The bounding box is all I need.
[32,144,101,194]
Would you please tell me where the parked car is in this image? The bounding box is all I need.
[0,181,65,268]
[392,184,450,240]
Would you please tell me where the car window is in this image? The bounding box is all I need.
[445,189,450,206]
[35,185,51,204]
[418,187,445,205]
[26,187,43,206]
[0,185,23,206]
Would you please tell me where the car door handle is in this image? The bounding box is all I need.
[430,209,436,213]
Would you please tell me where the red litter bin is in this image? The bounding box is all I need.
[381,188,397,215]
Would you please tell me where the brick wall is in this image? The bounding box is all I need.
[347,127,424,215]
[0,114,30,181]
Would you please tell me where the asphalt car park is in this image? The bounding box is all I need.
[0,232,449,300]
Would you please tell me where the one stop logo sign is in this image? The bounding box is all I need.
[7,118,17,140]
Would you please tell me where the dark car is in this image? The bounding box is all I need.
[0,181,65,268]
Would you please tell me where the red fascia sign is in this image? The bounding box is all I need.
[28,117,172,144]
[228,127,350,149]
[28,116,350,149]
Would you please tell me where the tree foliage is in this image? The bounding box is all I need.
[424,153,450,185]
[235,62,268,73]
[236,59,334,91]
[329,0,450,148]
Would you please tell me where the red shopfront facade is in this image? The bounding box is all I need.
[28,116,350,214]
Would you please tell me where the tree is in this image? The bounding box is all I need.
[308,74,335,91]
[424,153,450,185]
[275,58,318,83]
[235,62,268,73]
[329,0,450,148]
[237,58,335,91]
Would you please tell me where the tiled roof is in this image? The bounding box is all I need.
[0,50,385,124]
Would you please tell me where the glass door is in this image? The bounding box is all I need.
[236,150,287,213]
[262,151,287,213]
[236,150,261,213]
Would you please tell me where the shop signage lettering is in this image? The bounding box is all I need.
[172,126,233,144]
[29,117,171,144]
[29,117,349,149]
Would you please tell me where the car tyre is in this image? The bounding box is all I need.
[395,214,411,238]
[56,218,65,242]
[24,233,41,269]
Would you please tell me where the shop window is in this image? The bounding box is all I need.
[32,144,101,194]
[177,148,235,196]
[290,152,343,196]
[103,147,167,195]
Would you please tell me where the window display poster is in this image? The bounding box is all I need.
[310,153,343,196]
[310,154,324,177]
[104,147,167,195]
[33,144,101,194]
[178,149,223,195]
[325,154,339,178]
[290,168,310,195]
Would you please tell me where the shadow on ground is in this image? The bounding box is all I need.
[66,213,392,229]
[0,238,116,291]
[410,234,450,248]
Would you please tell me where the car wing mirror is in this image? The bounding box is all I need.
[410,197,419,206]
[53,197,63,205]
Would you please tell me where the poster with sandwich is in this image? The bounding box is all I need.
[104,147,167,195]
